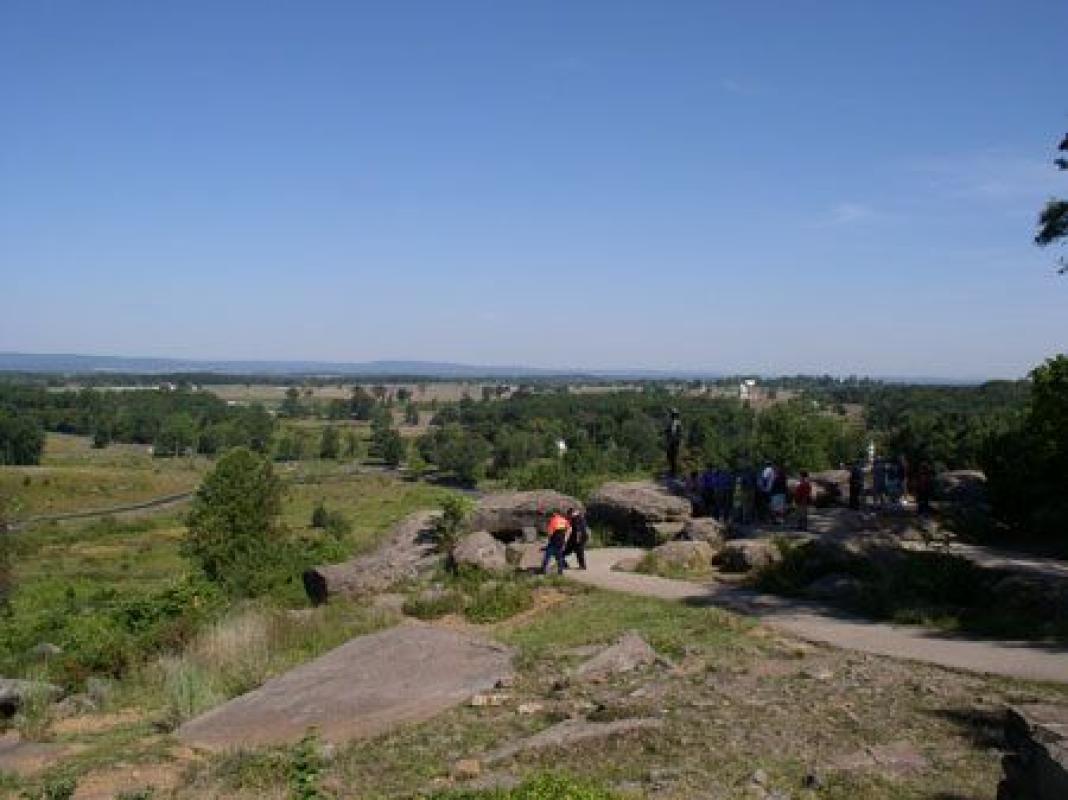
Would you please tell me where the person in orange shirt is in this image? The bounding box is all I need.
[539,509,570,575]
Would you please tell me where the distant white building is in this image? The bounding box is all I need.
[739,379,757,401]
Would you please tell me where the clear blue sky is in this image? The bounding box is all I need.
[2,1,1065,378]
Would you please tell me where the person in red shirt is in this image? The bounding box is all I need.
[794,471,813,531]
[539,510,570,574]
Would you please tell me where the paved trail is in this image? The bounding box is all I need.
[569,548,1068,685]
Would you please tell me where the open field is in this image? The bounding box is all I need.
[1,435,208,520]
[205,382,510,406]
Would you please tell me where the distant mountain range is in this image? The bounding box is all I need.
[0,352,690,380]
[0,352,988,384]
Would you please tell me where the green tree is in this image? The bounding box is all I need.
[418,424,490,485]
[280,386,304,418]
[319,425,340,459]
[379,429,406,467]
[349,387,375,420]
[184,447,287,597]
[1035,132,1068,273]
[404,403,420,426]
[0,412,45,465]
[156,412,196,457]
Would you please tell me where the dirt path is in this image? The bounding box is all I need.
[9,491,195,531]
[569,547,1068,685]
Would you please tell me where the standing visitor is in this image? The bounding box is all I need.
[794,471,813,531]
[770,464,788,526]
[873,459,887,508]
[739,464,757,524]
[849,461,864,510]
[539,509,570,575]
[665,409,683,478]
[758,462,775,521]
[562,507,589,570]
[916,461,934,516]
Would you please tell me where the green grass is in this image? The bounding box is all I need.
[428,773,623,799]
[496,588,754,665]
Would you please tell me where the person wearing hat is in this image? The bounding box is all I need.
[539,509,570,575]
[665,408,683,477]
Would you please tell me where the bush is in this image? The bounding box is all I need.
[310,500,329,529]
[428,772,621,799]
[433,495,474,553]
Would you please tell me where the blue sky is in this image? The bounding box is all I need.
[1,1,1065,378]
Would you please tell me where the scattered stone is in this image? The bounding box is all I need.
[494,675,516,689]
[643,540,715,573]
[830,741,928,777]
[452,531,508,573]
[802,666,834,682]
[802,771,823,789]
[469,693,510,707]
[451,758,483,780]
[29,643,62,661]
[750,768,769,787]
[517,702,545,715]
[468,491,584,539]
[484,717,663,764]
[573,632,661,680]
[372,592,407,613]
[303,510,441,604]
[178,626,514,750]
[587,481,691,544]
[612,556,643,573]
[0,678,63,716]
[719,540,782,573]
[284,608,316,624]
[86,677,114,707]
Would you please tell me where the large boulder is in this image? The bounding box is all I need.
[938,470,987,504]
[573,632,660,680]
[718,539,782,573]
[587,481,691,545]
[452,532,508,573]
[807,532,905,572]
[303,510,441,604]
[678,517,725,549]
[0,678,63,717]
[506,542,545,572]
[642,540,716,574]
[468,491,583,540]
[999,704,1068,800]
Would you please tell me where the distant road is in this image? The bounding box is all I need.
[8,491,195,532]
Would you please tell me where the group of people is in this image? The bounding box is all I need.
[538,507,589,575]
[848,457,935,515]
[683,463,814,530]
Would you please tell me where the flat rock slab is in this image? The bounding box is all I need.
[485,717,663,764]
[0,734,78,777]
[178,625,513,751]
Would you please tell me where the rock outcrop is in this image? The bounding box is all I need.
[505,542,545,572]
[452,532,508,573]
[0,678,63,717]
[303,510,440,604]
[718,539,782,573]
[484,717,663,764]
[677,517,725,548]
[587,481,691,544]
[573,632,661,680]
[468,491,583,540]
[998,704,1068,799]
[642,540,716,574]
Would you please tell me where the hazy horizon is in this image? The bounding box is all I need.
[2,1,1066,378]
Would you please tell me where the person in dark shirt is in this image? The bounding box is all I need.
[562,507,589,570]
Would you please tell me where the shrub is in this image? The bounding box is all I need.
[158,655,224,725]
[185,447,292,598]
[464,580,534,624]
[402,588,466,620]
[428,772,621,799]
[433,495,474,553]
[310,500,329,529]
[289,730,332,800]
[19,776,77,800]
